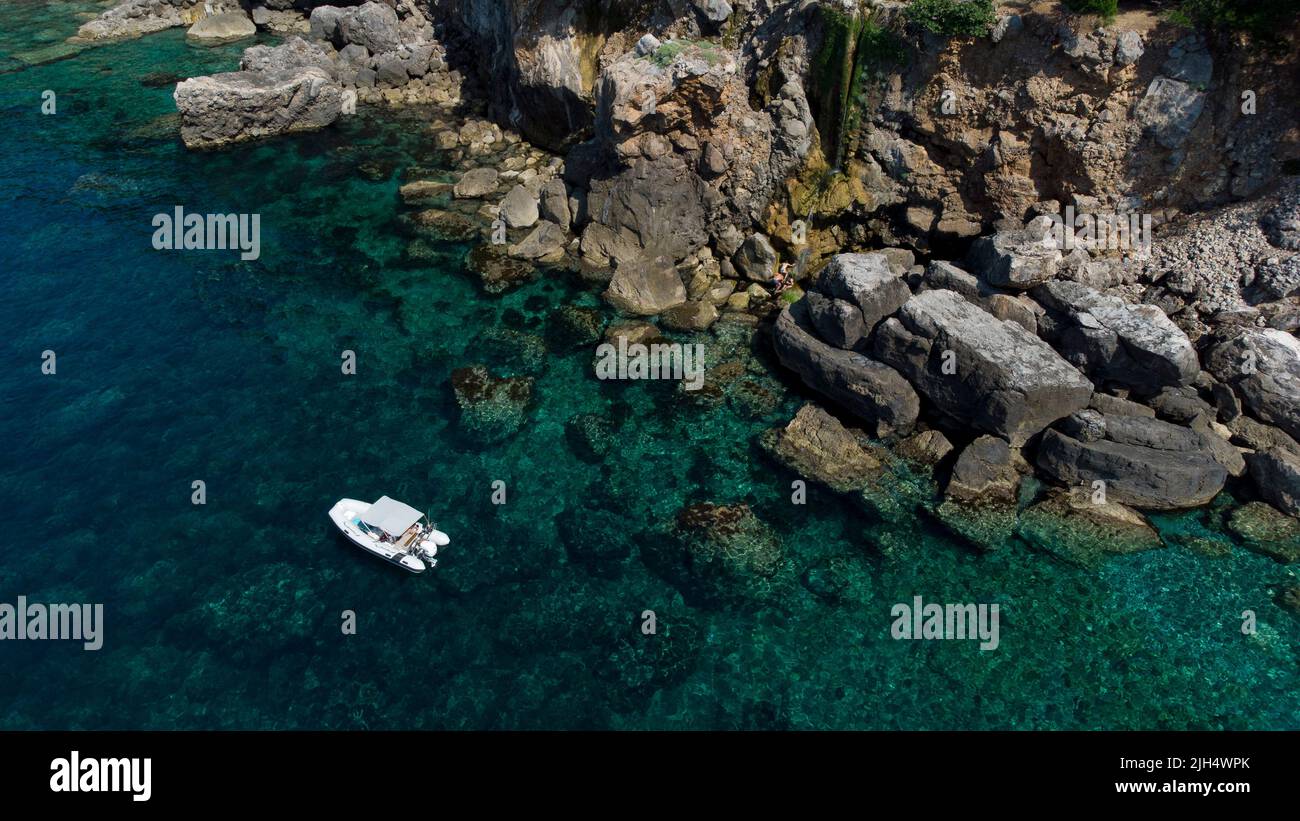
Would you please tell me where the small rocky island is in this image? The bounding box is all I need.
[73,0,1300,579]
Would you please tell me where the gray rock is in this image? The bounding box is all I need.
[634,34,661,57]
[173,67,342,149]
[815,253,911,335]
[1089,390,1156,418]
[240,36,336,75]
[500,184,540,229]
[691,0,733,24]
[538,178,571,232]
[1037,416,1228,510]
[308,5,344,43]
[967,220,1062,290]
[582,157,708,267]
[804,291,867,350]
[1246,447,1300,517]
[873,290,1093,446]
[337,1,399,54]
[1163,34,1213,86]
[1113,31,1144,66]
[1032,280,1198,391]
[374,52,407,86]
[1061,409,1106,442]
[734,233,778,282]
[772,303,920,438]
[508,221,567,261]
[1136,77,1206,150]
[603,255,687,316]
[1256,256,1300,299]
[453,167,500,199]
[1206,328,1300,441]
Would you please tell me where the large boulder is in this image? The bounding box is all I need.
[1036,414,1228,509]
[1206,328,1300,441]
[1135,77,1206,150]
[603,255,687,316]
[813,253,911,339]
[579,156,708,268]
[313,2,401,53]
[944,435,1022,505]
[733,234,778,282]
[1033,281,1198,392]
[240,36,336,75]
[173,67,342,149]
[873,289,1093,446]
[772,303,920,438]
[186,11,256,44]
[1246,447,1300,517]
[499,184,539,229]
[966,218,1062,290]
[759,403,882,493]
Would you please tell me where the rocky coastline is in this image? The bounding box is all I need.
[74,0,1300,579]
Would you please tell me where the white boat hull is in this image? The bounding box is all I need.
[329,498,447,574]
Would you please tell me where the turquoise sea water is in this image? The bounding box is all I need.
[0,2,1296,729]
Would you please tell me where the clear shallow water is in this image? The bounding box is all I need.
[0,3,1296,730]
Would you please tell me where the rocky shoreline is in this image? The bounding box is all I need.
[74,0,1300,577]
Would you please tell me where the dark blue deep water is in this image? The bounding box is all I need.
[0,1,1296,729]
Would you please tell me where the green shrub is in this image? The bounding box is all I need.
[1064,0,1118,22]
[904,0,997,37]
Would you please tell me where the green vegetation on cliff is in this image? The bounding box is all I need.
[904,0,997,37]
[810,4,905,172]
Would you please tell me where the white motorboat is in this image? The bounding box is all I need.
[329,496,450,574]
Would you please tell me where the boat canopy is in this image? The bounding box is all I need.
[362,496,424,537]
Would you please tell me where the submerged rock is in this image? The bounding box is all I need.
[450,365,534,444]
[465,244,535,295]
[1228,502,1300,563]
[933,435,1023,551]
[643,503,788,607]
[1018,489,1162,567]
[759,403,882,493]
